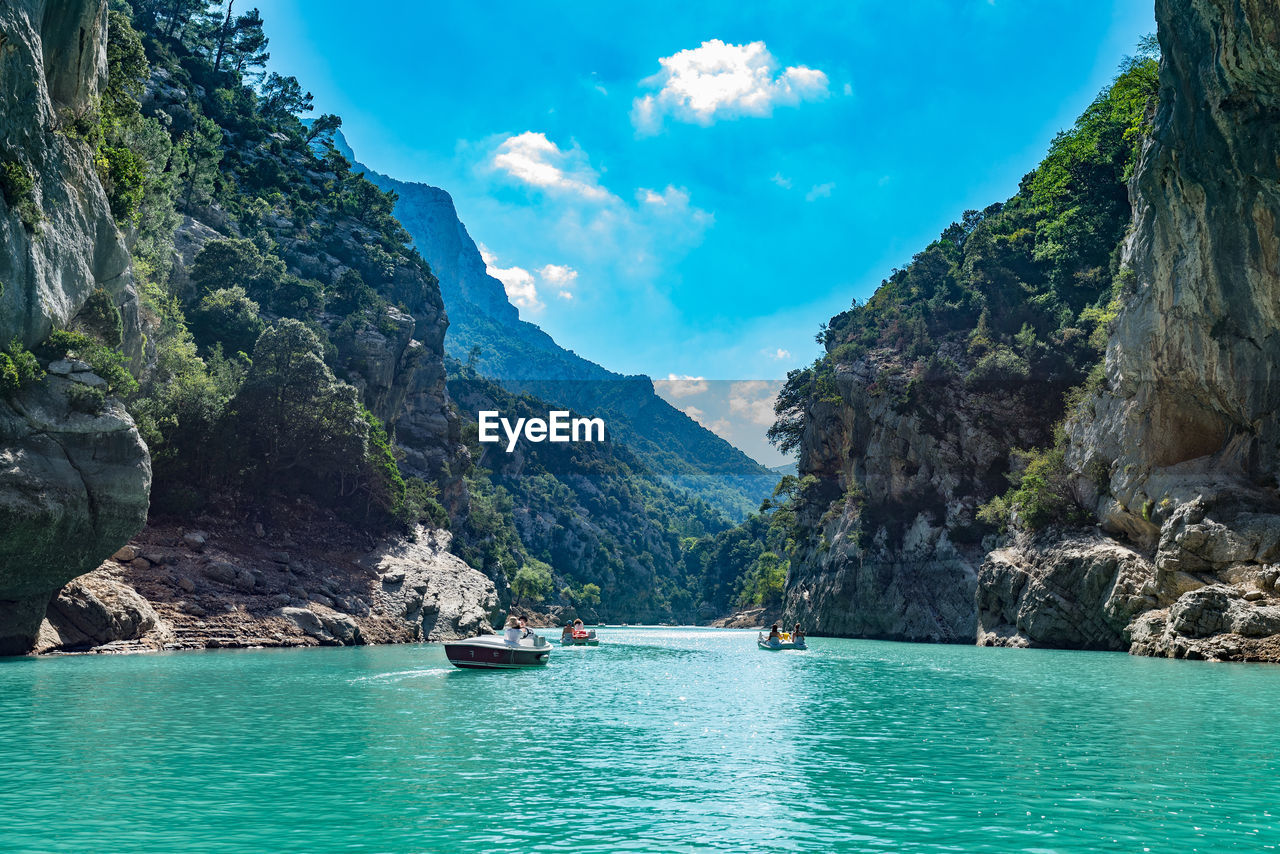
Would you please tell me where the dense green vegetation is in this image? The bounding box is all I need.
[682,475,809,614]
[8,0,780,620]
[48,1,448,531]
[768,43,1159,542]
[449,363,729,621]
[0,340,43,398]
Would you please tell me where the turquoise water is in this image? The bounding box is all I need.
[2,627,1279,853]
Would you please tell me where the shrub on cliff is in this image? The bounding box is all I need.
[0,340,43,398]
[0,160,40,231]
[979,445,1091,532]
[37,330,137,397]
[75,288,125,347]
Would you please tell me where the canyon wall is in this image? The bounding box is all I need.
[0,0,150,654]
[785,0,1280,661]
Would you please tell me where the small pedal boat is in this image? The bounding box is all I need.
[445,633,552,669]
[758,631,807,650]
[560,629,599,646]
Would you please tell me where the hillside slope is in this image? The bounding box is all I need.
[333,133,778,521]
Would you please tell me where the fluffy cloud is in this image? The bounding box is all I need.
[632,39,829,133]
[654,374,709,398]
[728,380,779,426]
[492,132,613,202]
[805,182,835,201]
[771,173,793,189]
[539,264,578,300]
[480,244,543,313]
[639,185,690,207]
[763,347,792,361]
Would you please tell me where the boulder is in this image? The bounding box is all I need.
[0,379,150,655]
[361,528,497,640]
[35,569,164,652]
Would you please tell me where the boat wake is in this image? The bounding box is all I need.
[350,668,452,684]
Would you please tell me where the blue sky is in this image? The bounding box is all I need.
[253,0,1154,464]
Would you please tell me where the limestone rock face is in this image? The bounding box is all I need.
[35,567,164,652]
[0,0,151,654]
[1067,0,1280,535]
[782,346,1060,643]
[0,378,151,653]
[977,535,1156,650]
[0,0,143,359]
[361,528,498,641]
[1050,0,1280,659]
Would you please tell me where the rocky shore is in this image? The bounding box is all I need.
[33,517,497,655]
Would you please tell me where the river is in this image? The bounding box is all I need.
[2,627,1278,852]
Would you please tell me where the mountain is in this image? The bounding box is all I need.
[771,0,1280,662]
[448,363,728,623]
[331,132,778,521]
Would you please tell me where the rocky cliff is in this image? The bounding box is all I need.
[997,0,1280,661]
[0,0,151,654]
[782,0,1280,661]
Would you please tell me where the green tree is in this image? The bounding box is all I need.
[189,237,283,297]
[105,10,150,114]
[305,113,342,144]
[510,560,553,606]
[259,73,312,122]
[232,320,366,489]
[189,286,265,355]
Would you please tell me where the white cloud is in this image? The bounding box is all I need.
[771,172,792,189]
[538,263,579,301]
[492,132,613,202]
[639,185,691,207]
[728,380,779,427]
[654,374,709,398]
[843,82,854,96]
[763,348,792,361]
[479,243,543,313]
[805,182,835,201]
[632,39,829,133]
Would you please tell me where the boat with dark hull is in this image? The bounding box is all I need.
[444,634,552,669]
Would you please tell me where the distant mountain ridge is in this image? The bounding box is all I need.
[332,132,776,519]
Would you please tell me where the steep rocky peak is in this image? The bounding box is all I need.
[1069,0,1280,539]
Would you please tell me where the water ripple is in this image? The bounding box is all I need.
[2,630,1280,852]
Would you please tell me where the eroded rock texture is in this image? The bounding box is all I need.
[0,0,142,357]
[0,0,151,654]
[781,344,1062,643]
[977,535,1156,650]
[1052,0,1280,660]
[787,0,1280,661]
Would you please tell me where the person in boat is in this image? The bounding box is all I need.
[793,624,805,644]
[561,624,573,642]
[572,618,589,639]
[503,615,522,643]
[518,616,532,638]
[767,623,781,642]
